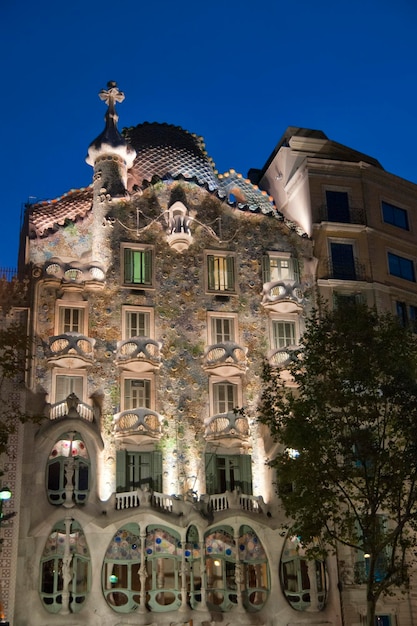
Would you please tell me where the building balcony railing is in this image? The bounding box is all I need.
[318,205,366,225]
[203,341,248,375]
[115,337,162,372]
[46,333,95,368]
[262,280,306,312]
[113,408,163,438]
[115,487,270,516]
[49,393,96,422]
[267,345,300,367]
[324,258,368,281]
[204,410,249,439]
[39,258,105,290]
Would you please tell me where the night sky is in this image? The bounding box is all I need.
[1,0,417,268]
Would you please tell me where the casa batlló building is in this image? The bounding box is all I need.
[2,83,417,626]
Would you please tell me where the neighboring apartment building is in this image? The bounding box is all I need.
[3,84,417,626]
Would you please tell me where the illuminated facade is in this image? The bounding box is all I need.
[3,86,417,626]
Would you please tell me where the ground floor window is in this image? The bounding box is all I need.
[102,523,268,614]
[40,520,90,614]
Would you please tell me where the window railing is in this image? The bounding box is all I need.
[204,410,249,438]
[318,205,366,225]
[49,394,95,422]
[113,408,163,437]
[115,337,161,365]
[47,333,95,360]
[326,258,368,281]
[203,341,247,372]
[262,280,306,307]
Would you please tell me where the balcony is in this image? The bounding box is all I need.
[41,258,105,291]
[49,393,96,422]
[204,410,249,440]
[203,341,248,376]
[325,258,367,281]
[318,205,366,225]
[46,333,95,368]
[113,408,163,438]
[262,280,306,313]
[115,487,269,516]
[267,345,300,367]
[115,337,162,372]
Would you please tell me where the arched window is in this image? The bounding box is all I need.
[47,432,90,505]
[145,526,182,612]
[102,525,142,612]
[205,526,237,611]
[40,519,90,613]
[239,525,269,611]
[280,535,327,612]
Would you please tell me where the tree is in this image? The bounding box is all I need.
[0,320,30,454]
[259,303,417,626]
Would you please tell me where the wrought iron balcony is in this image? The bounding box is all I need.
[203,341,247,375]
[115,337,162,372]
[318,205,366,225]
[204,410,249,439]
[262,280,306,312]
[46,333,95,368]
[325,258,368,281]
[49,393,96,422]
[113,408,163,438]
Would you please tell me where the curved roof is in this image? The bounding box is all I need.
[124,122,219,191]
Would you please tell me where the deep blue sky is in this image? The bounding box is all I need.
[1,0,417,269]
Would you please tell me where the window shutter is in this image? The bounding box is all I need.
[207,255,215,290]
[239,455,253,495]
[205,453,217,495]
[116,450,127,492]
[143,249,152,285]
[124,248,133,283]
[290,258,300,282]
[225,256,235,291]
[151,451,163,493]
[262,255,270,283]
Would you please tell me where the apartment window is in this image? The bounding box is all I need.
[123,378,151,410]
[212,382,238,414]
[58,307,85,333]
[326,190,350,222]
[375,617,392,626]
[396,301,417,332]
[47,432,90,505]
[40,520,90,613]
[272,321,296,349]
[123,307,152,338]
[122,245,153,287]
[55,374,84,402]
[206,253,236,292]
[330,242,357,280]
[262,254,300,283]
[116,450,162,493]
[388,252,415,282]
[208,313,237,344]
[205,453,252,495]
[382,201,409,230]
[334,292,364,308]
[280,537,327,612]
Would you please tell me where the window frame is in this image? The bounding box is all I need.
[205,251,237,294]
[207,312,238,345]
[116,449,162,493]
[122,306,154,340]
[121,373,154,411]
[270,316,298,350]
[55,300,88,335]
[210,378,242,416]
[382,200,409,230]
[387,251,416,282]
[325,189,351,223]
[328,238,358,280]
[262,252,300,284]
[52,369,87,404]
[46,432,90,505]
[121,243,154,289]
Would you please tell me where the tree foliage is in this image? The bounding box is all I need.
[0,321,30,454]
[259,303,417,626]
